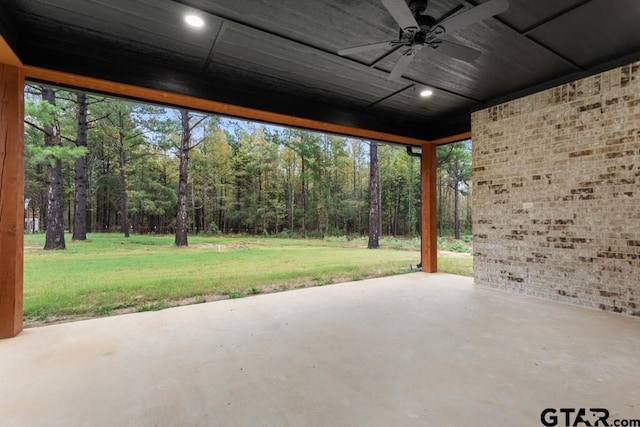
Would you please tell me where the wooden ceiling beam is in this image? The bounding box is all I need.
[23,65,439,146]
[430,131,472,145]
[0,35,21,67]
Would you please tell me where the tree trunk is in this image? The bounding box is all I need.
[368,142,379,249]
[72,92,88,240]
[437,176,443,235]
[301,154,307,238]
[289,158,294,233]
[118,134,130,238]
[118,162,129,237]
[377,157,382,237]
[191,181,197,234]
[202,186,208,233]
[42,88,66,250]
[175,110,190,246]
[37,164,47,232]
[453,174,460,240]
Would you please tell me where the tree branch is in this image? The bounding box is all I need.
[25,85,43,96]
[104,114,117,127]
[189,115,209,131]
[183,138,205,152]
[61,134,77,145]
[24,119,51,137]
[125,131,146,142]
[86,114,109,125]
[56,95,76,103]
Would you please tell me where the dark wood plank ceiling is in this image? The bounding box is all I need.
[2,0,640,141]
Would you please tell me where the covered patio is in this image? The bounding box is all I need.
[1,1,640,424]
[2,0,640,337]
[1,273,639,426]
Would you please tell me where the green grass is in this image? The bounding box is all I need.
[437,236,474,253]
[23,233,472,324]
[438,256,474,277]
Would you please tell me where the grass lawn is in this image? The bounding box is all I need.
[23,233,473,325]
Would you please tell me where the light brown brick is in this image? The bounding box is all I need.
[472,61,640,316]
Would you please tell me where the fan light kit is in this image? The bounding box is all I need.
[338,0,509,81]
[185,14,204,28]
[420,88,433,97]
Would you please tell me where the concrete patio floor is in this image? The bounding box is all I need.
[1,273,639,426]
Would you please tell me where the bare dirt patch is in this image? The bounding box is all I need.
[438,250,472,257]
[188,242,250,251]
[22,274,386,329]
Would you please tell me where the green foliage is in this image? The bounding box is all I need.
[24,89,89,168]
[438,238,473,253]
[224,290,245,299]
[437,141,473,238]
[208,221,220,234]
[23,86,473,244]
[25,97,59,126]
[351,272,365,281]
[25,143,88,168]
[379,145,421,236]
[137,301,170,312]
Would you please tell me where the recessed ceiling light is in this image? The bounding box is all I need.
[420,89,433,98]
[185,14,204,28]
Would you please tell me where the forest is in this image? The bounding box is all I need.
[24,84,472,248]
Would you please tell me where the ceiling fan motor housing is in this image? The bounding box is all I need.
[408,0,429,16]
[406,0,438,31]
[416,14,437,29]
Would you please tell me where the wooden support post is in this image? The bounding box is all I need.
[0,64,25,338]
[421,144,437,273]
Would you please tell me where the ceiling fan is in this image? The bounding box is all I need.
[338,0,509,80]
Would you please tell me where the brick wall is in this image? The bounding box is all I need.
[471,62,640,316]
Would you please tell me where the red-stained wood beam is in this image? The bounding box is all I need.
[431,131,472,145]
[23,66,434,147]
[421,143,438,272]
[0,36,21,67]
[0,64,25,338]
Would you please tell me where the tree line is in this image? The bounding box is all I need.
[24,84,472,249]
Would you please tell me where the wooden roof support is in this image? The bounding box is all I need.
[0,63,25,338]
[23,66,435,147]
[421,144,438,272]
[0,35,21,67]
[431,131,472,145]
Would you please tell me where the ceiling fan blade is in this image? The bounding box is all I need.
[338,41,394,56]
[388,51,415,80]
[439,0,509,34]
[434,40,482,62]
[370,44,405,67]
[381,0,419,30]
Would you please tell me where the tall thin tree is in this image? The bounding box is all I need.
[42,88,66,250]
[72,92,88,240]
[368,141,380,249]
[175,110,208,246]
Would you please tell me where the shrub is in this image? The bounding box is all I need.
[208,221,220,235]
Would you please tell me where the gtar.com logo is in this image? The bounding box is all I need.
[541,408,640,427]
[541,408,610,426]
